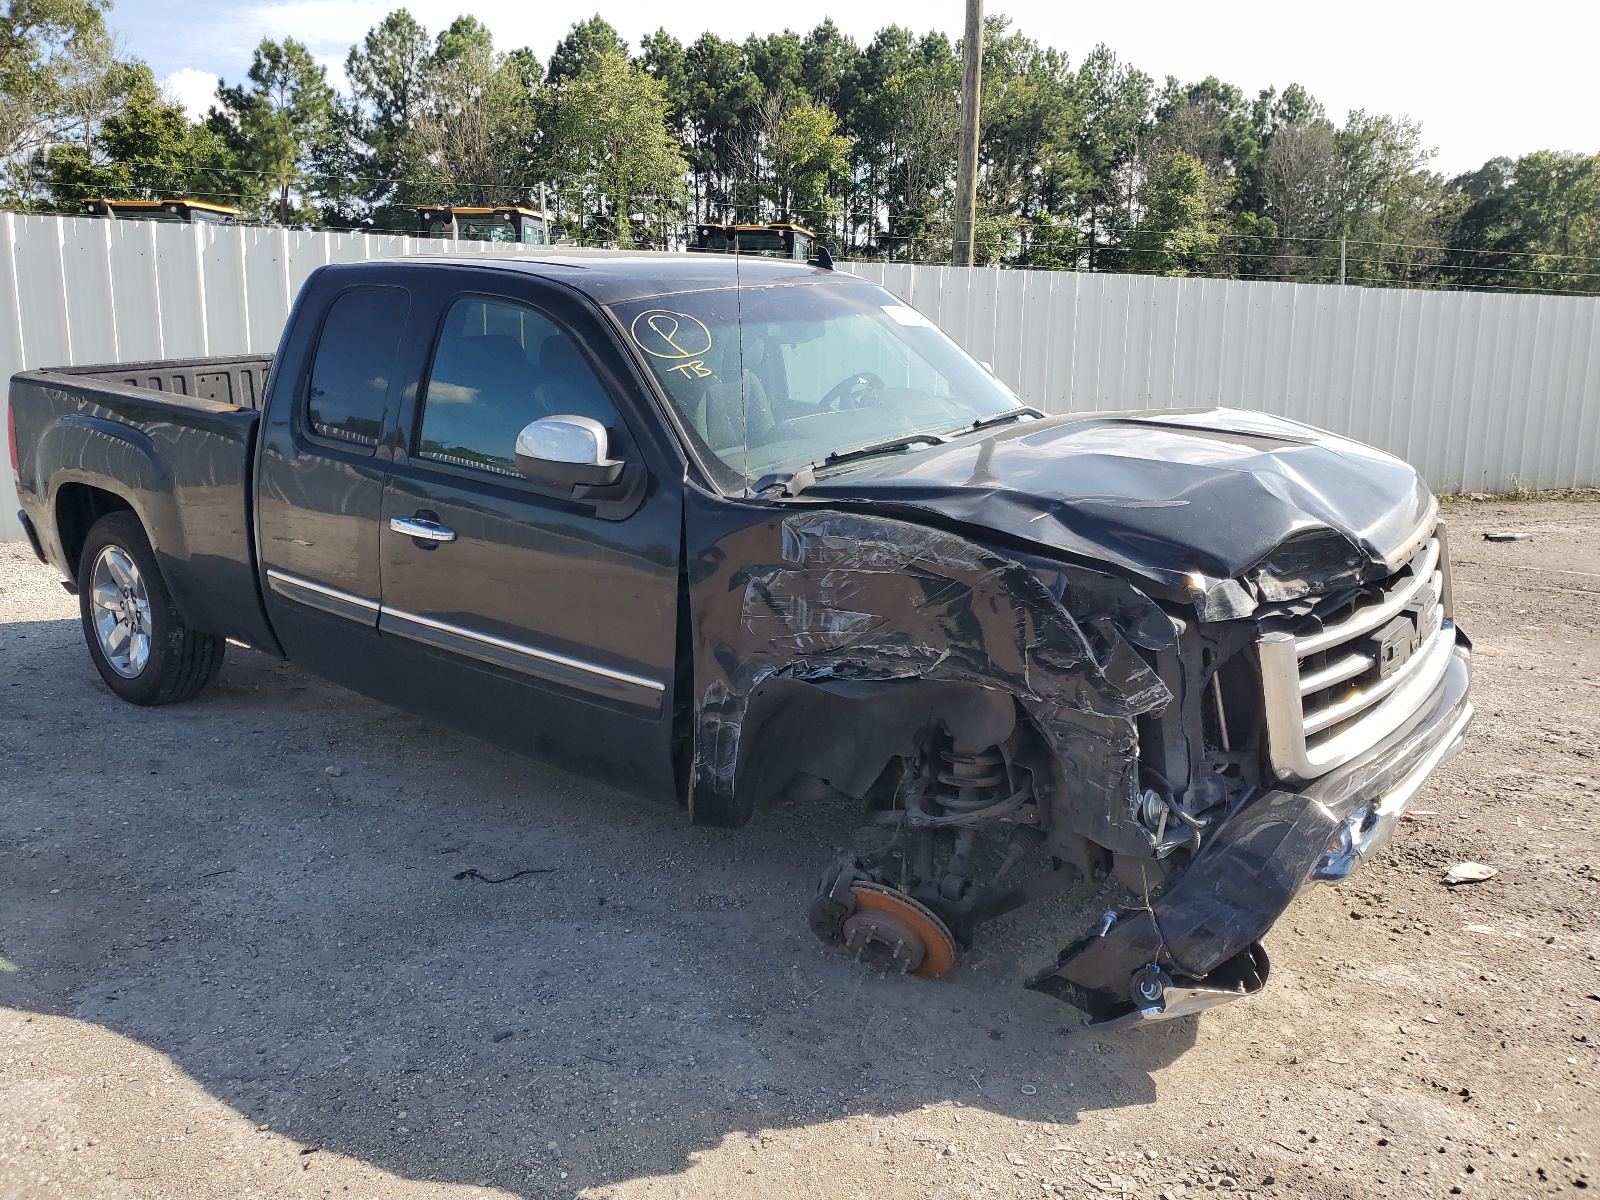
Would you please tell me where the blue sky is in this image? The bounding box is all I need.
[113,0,1597,178]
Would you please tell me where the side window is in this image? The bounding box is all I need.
[416,298,618,477]
[306,287,411,449]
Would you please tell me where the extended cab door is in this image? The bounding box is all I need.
[375,271,684,801]
[255,268,416,687]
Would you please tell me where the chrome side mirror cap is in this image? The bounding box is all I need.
[514,415,624,490]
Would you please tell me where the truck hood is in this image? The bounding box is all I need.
[796,408,1437,602]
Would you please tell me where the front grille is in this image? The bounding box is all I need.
[1258,528,1457,782]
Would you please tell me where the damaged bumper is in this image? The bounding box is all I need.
[1027,637,1473,1026]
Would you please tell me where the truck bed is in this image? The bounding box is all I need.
[44,354,272,411]
[10,353,279,653]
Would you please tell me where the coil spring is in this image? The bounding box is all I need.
[935,746,1006,812]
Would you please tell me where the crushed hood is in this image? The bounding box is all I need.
[795,408,1436,600]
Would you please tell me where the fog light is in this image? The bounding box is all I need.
[1312,805,1374,882]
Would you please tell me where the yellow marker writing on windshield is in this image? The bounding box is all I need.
[667,359,713,379]
[630,309,713,360]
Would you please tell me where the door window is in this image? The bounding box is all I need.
[416,298,618,477]
[306,287,411,449]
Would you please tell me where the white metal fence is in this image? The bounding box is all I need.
[850,262,1600,499]
[2,213,1597,545]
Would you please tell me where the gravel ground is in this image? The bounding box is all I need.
[0,496,1596,1200]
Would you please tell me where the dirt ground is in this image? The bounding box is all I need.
[0,497,1595,1200]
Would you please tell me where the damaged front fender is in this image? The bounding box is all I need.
[685,493,1175,847]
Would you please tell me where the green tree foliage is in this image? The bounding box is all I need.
[739,93,848,226]
[0,0,131,202]
[9,3,1595,288]
[0,0,107,158]
[395,17,534,213]
[43,62,231,205]
[212,38,338,224]
[1114,150,1219,274]
[681,32,762,220]
[545,15,625,84]
[344,7,429,224]
[1447,152,1600,292]
[540,48,686,246]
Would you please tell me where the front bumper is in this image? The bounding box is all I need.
[1027,634,1473,1026]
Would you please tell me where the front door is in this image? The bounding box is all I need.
[376,288,683,800]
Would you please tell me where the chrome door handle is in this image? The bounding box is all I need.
[389,516,456,543]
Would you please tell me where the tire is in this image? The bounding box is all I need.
[77,511,225,705]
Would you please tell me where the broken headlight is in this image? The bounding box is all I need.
[1250,532,1372,603]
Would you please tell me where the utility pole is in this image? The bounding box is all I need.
[952,0,983,266]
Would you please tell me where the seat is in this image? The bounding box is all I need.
[536,336,615,426]
[679,338,777,456]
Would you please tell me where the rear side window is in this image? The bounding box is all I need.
[415,298,617,477]
[306,287,411,448]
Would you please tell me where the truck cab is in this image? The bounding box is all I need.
[691,222,815,260]
[82,198,242,225]
[418,206,551,245]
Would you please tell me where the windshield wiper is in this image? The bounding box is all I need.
[965,405,1044,433]
[751,433,949,499]
[753,415,1041,499]
[818,431,951,469]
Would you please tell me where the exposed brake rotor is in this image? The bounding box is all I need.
[843,882,958,978]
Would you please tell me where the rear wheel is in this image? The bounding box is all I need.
[78,511,224,705]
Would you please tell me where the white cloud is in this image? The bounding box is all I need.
[160,67,221,121]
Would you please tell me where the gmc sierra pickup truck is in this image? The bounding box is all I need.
[8,252,1473,1026]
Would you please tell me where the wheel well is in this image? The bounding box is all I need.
[55,484,134,579]
[734,677,1023,813]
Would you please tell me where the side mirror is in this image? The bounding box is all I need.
[514,415,625,491]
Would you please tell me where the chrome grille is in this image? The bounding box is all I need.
[1259,528,1457,782]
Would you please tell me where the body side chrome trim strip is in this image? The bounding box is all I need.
[267,573,667,707]
[379,605,665,701]
[265,568,380,626]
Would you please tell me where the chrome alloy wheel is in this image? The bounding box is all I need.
[90,545,152,677]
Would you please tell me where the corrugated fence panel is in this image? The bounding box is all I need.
[843,261,1600,496]
[242,227,294,351]
[3,219,1599,542]
[13,215,74,371]
[60,218,119,365]
[201,225,251,356]
[153,223,207,361]
[108,221,165,360]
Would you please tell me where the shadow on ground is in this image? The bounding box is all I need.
[0,613,1197,1195]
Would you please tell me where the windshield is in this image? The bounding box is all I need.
[111,206,184,223]
[456,217,521,242]
[610,281,1022,486]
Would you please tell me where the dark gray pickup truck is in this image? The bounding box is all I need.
[8,252,1472,1026]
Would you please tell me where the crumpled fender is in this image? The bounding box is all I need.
[685,494,1176,835]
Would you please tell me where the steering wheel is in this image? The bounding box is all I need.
[819,371,884,411]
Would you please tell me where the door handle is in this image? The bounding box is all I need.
[389,515,456,543]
